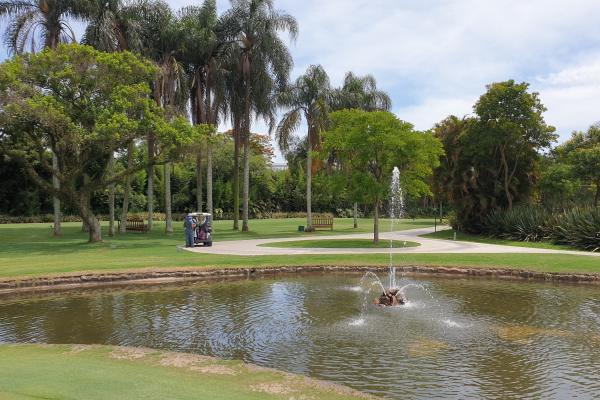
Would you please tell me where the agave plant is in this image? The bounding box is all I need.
[483,205,549,242]
[550,208,600,252]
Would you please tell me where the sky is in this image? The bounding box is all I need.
[2,0,600,162]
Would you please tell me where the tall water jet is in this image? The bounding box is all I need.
[388,167,404,290]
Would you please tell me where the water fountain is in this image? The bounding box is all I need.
[367,167,409,307]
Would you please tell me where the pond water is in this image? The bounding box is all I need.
[1,273,599,399]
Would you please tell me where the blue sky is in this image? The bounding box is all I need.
[2,0,600,161]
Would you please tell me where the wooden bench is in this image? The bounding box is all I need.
[312,216,333,231]
[117,218,148,233]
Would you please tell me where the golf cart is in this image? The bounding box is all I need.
[189,212,213,247]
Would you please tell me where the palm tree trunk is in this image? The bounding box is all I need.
[233,125,240,230]
[207,144,213,215]
[242,131,250,232]
[595,178,600,208]
[373,197,380,244]
[108,152,116,237]
[119,141,134,234]
[306,131,313,232]
[165,162,173,234]
[147,133,155,231]
[196,151,203,212]
[353,202,358,228]
[52,152,61,236]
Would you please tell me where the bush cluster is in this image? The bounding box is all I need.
[482,206,600,251]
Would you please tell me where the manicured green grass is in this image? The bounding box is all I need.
[0,219,598,280]
[422,229,574,251]
[0,344,369,400]
[260,239,420,249]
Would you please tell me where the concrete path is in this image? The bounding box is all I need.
[186,226,600,257]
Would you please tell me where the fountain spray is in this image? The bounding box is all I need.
[388,167,404,289]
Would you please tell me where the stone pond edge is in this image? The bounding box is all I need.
[1,265,600,294]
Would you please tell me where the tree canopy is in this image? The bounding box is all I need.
[0,44,203,241]
[321,109,442,242]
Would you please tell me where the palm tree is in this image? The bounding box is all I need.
[330,72,391,227]
[0,0,92,53]
[0,0,94,236]
[276,65,330,231]
[178,0,228,216]
[222,0,297,232]
[331,72,392,112]
[83,0,144,236]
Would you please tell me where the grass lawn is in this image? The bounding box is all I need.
[422,229,574,251]
[0,219,598,280]
[259,239,420,248]
[0,344,370,400]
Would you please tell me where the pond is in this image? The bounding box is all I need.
[1,273,599,399]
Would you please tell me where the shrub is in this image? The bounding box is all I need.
[483,205,549,242]
[549,208,600,252]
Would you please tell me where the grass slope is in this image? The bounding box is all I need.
[422,229,573,251]
[0,344,371,400]
[260,239,420,249]
[0,219,598,279]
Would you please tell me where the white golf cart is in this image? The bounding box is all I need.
[189,212,213,247]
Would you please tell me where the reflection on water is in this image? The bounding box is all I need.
[0,274,599,399]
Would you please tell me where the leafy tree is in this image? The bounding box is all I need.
[472,80,556,210]
[0,44,197,242]
[556,124,600,207]
[321,110,442,243]
[276,64,330,231]
[0,0,95,235]
[434,81,556,232]
[83,0,146,236]
[329,71,391,227]
[221,0,298,232]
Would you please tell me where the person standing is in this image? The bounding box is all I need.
[184,213,196,248]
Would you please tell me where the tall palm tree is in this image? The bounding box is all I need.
[0,0,93,236]
[130,0,188,234]
[222,0,297,232]
[330,72,391,227]
[276,64,330,231]
[83,0,144,236]
[0,0,92,53]
[178,0,228,216]
[331,72,392,112]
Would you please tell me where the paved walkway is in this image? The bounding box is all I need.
[186,227,600,257]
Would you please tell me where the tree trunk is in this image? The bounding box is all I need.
[499,146,513,210]
[233,125,240,230]
[108,152,116,237]
[353,202,358,228]
[81,175,90,232]
[306,130,313,232]
[373,198,380,244]
[52,153,61,236]
[119,141,134,234]
[242,132,250,232]
[80,199,102,243]
[196,151,203,212]
[207,144,213,215]
[147,133,155,231]
[165,162,173,234]
[595,178,600,208]
[241,74,252,233]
